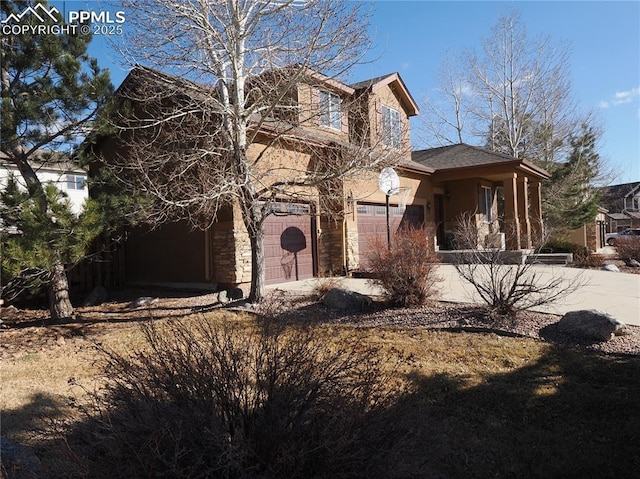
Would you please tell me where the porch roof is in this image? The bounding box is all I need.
[411,143,550,179]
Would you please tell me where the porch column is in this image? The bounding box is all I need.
[529,180,543,245]
[502,174,521,250]
[517,176,532,249]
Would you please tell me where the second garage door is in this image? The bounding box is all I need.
[357,203,424,266]
[264,202,315,285]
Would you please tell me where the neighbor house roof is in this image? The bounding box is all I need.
[0,150,82,174]
[599,181,640,213]
[411,143,550,179]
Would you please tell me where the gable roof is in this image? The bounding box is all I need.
[411,143,550,179]
[351,72,419,117]
[599,181,640,212]
[0,150,82,174]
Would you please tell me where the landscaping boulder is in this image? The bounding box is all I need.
[127,296,158,309]
[228,287,244,300]
[82,285,109,307]
[557,310,628,341]
[217,290,229,304]
[624,258,640,268]
[601,263,620,272]
[322,287,372,311]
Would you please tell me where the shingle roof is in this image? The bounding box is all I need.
[599,181,640,213]
[411,143,549,178]
[350,74,396,91]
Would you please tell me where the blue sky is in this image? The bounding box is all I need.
[53,0,640,184]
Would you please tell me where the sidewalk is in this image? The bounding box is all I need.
[268,265,640,327]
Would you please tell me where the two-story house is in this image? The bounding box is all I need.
[90,66,549,292]
[600,182,640,233]
[0,151,88,215]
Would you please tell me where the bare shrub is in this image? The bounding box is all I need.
[70,312,404,478]
[572,251,605,268]
[616,237,640,263]
[366,227,441,307]
[452,213,585,317]
[311,277,342,301]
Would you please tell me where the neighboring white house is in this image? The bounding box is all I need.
[0,151,88,215]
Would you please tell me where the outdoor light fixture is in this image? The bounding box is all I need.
[426,201,431,210]
[445,190,451,201]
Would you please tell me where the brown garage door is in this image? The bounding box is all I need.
[357,203,424,267]
[264,202,315,285]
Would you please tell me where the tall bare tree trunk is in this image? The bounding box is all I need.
[247,226,266,303]
[48,260,74,320]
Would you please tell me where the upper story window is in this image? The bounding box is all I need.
[381,105,402,149]
[66,174,86,191]
[319,90,341,130]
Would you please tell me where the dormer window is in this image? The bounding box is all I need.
[319,90,341,130]
[381,105,402,149]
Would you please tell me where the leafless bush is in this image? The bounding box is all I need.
[616,237,640,263]
[366,227,441,307]
[311,277,342,301]
[71,312,404,478]
[452,213,585,317]
[572,251,605,268]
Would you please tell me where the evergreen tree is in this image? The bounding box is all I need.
[1,0,112,318]
[544,124,602,230]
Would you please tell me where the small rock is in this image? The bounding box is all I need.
[127,297,158,308]
[601,263,620,272]
[56,335,66,346]
[82,285,109,307]
[624,258,640,268]
[322,287,373,311]
[228,288,244,300]
[217,290,229,304]
[557,310,628,342]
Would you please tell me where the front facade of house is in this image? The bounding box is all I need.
[96,67,549,292]
[600,182,640,233]
[0,152,88,215]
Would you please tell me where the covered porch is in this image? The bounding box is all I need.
[411,144,549,252]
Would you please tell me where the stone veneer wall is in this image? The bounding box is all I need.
[209,220,238,285]
[345,216,360,270]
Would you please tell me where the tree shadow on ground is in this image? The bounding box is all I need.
[1,393,68,479]
[27,335,640,478]
[389,346,640,478]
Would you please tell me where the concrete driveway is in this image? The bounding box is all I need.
[268,264,640,326]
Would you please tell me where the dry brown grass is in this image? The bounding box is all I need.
[2,302,639,478]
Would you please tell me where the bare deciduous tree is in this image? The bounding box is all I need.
[451,212,585,317]
[98,0,404,302]
[420,10,611,232]
[418,54,470,146]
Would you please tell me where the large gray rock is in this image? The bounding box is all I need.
[322,287,372,311]
[557,310,628,341]
[625,258,640,268]
[127,296,158,309]
[602,263,620,272]
[82,285,109,307]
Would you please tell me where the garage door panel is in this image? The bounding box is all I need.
[357,202,424,269]
[263,204,314,285]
